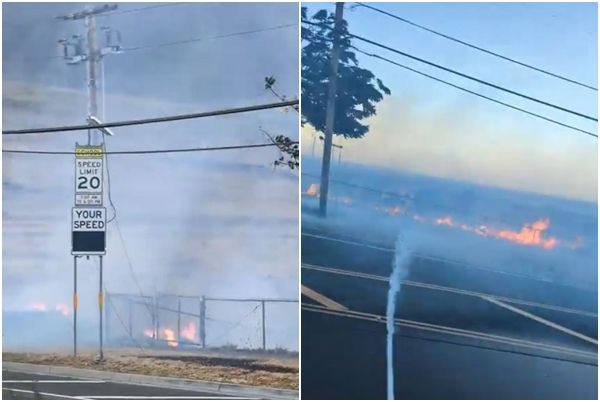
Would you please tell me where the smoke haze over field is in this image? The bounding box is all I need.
[302,156,597,289]
[3,3,299,351]
[302,96,598,202]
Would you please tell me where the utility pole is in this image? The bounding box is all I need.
[85,12,100,146]
[58,3,120,362]
[319,2,344,217]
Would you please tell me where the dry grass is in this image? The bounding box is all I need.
[3,349,298,390]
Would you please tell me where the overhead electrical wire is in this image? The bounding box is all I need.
[99,2,187,17]
[303,305,597,366]
[346,32,597,122]
[301,19,597,136]
[121,23,297,53]
[2,99,298,135]
[352,47,597,138]
[2,142,289,155]
[354,2,597,91]
[39,22,296,63]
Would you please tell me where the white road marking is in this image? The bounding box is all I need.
[483,297,598,345]
[301,231,594,288]
[302,303,597,361]
[2,386,85,399]
[302,231,393,252]
[3,380,106,384]
[302,285,348,310]
[81,396,250,399]
[302,263,598,317]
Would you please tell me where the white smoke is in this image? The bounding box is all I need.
[386,231,412,400]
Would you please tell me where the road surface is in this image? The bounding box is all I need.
[2,370,245,400]
[301,226,598,399]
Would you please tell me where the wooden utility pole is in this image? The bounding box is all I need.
[57,3,118,361]
[319,2,344,217]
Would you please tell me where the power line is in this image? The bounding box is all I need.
[346,32,597,122]
[37,23,296,63]
[102,135,117,223]
[352,47,597,138]
[2,100,298,135]
[100,2,187,17]
[354,2,597,91]
[302,304,597,365]
[302,172,414,199]
[122,23,297,53]
[95,260,148,355]
[304,305,597,366]
[2,142,289,155]
[113,217,156,319]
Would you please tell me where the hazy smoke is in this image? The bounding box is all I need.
[3,2,299,351]
[302,96,598,202]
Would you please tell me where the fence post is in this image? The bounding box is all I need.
[154,296,160,341]
[128,297,133,338]
[177,297,181,344]
[261,300,266,350]
[200,296,206,348]
[150,296,155,343]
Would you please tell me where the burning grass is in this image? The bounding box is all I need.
[3,349,298,390]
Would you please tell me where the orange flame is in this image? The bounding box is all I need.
[493,218,557,249]
[435,217,453,227]
[305,183,319,196]
[55,303,70,316]
[29,303,47,311]
[181,321,197,342]
[163,328,178,348]
[386,206,404,215]
[431,216,563,250]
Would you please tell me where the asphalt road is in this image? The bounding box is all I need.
[301,227,598,399]
[1,371,242,400]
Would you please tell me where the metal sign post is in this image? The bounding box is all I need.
[73,256,78,357]
[99,255,104,361]
[72,145,107,361]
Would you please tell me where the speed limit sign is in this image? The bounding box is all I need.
[75,145,104,206]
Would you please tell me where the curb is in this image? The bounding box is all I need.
[3,362,298,400]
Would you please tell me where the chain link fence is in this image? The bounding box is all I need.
[105,292,298,352]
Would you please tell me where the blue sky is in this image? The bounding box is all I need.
[302,2,598,202]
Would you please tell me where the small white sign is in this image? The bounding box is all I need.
[75,146,103,206]
[75,193,102,206]
[72,207,106,231]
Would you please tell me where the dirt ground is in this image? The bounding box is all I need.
[3,347,298,390]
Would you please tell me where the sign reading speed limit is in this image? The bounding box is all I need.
[75,145,104,206]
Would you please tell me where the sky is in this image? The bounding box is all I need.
[302,2,598,202]
[3,2,299,109]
